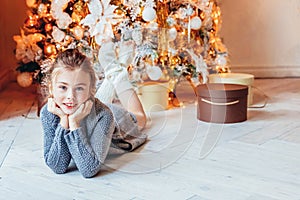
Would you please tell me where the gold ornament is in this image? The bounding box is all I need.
[71,13,82,24]
[115,7,124,16]
[71,26,84,40]
[170,55,181,65]
[72,1,89,22]
[26,0,37,8]
[44,43,57,57]
[17,72,33,88]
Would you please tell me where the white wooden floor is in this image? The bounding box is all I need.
[0,78,300,200]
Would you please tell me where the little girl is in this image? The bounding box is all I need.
[40,49,147,178]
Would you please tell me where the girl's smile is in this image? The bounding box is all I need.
[63,102,77,110]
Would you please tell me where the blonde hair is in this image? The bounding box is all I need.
[49,49,96,97]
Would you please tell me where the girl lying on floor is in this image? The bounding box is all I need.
[40,48,147,178]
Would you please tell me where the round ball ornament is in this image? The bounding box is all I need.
[191,16,202,30]
[26,0,36,8]
[44,44,57,56]
[17,72,33,88]
[142,7,156,22]
[115,7,124,16]
[73,26,84,40]
[146,66,163,81]
[168,27,177,41]
[170,55,181,65]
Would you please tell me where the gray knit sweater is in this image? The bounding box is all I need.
[40,98,147,178]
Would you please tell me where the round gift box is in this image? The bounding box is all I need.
[137,82,169,112]
[196,83,248,123]
[208,73,254,106]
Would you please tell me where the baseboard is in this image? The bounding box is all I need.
[229,65,300,78]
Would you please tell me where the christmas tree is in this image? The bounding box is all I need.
[13,0,229,89]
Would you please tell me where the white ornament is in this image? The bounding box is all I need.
[142,7,156,22]
[57,13,73,29]
[146,65,163,80]
[166,16,176,26]
[186,5,194,16]
[191,16,202,30]
[168,27,177,41]
[52,26,66,42]
[73,26,84,40]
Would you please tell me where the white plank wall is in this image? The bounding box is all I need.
[0,79,299,200]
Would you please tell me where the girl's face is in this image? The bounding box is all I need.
[52,68,91,115]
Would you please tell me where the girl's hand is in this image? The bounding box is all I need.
[68,100,93,131]
[47,98,69,129]
[47,98,65,117]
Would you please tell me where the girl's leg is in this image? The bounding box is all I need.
[95,41,147,130]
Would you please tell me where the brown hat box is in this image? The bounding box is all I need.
[196,83,248,123]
